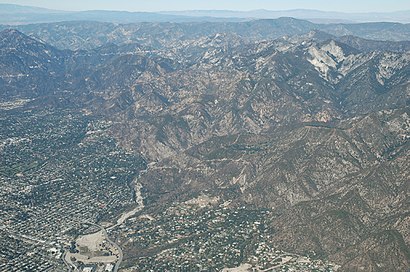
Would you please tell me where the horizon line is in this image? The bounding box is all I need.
[0,3,408,14]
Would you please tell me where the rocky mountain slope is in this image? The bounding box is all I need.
[0,22,409,271]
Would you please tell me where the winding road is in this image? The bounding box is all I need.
[87,221,123,272]
[63,176,145,272]
[63,220,123,272]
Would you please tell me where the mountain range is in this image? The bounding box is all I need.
[0,3,410,24]
[0,16,409,272]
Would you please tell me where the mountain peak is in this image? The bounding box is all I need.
[306,30,335,41]
[0,29,40,48]
[1,28,26,37]
[0,28,37,42]
[0,28,49,49]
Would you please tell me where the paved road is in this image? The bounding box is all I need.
[62,251,74,272]
[85,221,124,272]
[63,221,123,272]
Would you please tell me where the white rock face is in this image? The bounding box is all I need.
[322,40,345,61]
[308,41,345,75]
[308,45,336,79]
[307,40,369,83]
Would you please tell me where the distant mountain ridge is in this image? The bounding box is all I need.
[2,19,408,53]
[160,9,410,23]
[0,3,214,25]
[0,3,409,24]
[0,3,63,14]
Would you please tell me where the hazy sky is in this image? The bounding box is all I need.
[1,0,409,12]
